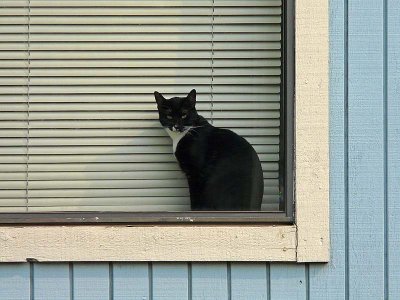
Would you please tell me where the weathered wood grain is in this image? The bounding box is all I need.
[295,0,330,262]
[0,225,296,262]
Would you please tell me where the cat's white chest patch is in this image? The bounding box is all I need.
[165,128,192,153]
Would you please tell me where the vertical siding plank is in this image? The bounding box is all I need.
[34,263,70,300]
[270,264,306,300]
[73,263,109,300]
[191,263,228,300]
[152,263,188,300]
[348,0,385,299]
[0,263,30,300]
[309,0,347,298]
[388,0,400,298]
[113,262,149,300]
[230,263,267,300]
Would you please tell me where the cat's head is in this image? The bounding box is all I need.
[154,89,198,132]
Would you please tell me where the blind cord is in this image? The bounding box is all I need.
[25,0,31,211]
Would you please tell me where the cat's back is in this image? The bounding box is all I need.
[205,127,262,179]
[206,127,252,154]
[178,125,260,170]
[176,126,264,210]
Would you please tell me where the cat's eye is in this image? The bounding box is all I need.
[181,115,187,119]
[166,115,173,120]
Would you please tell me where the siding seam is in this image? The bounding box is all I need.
[305,263,310,300]
[109,262,114,300]
[266,263,271,300]
[29,263,34,300]
[69,263,74,300]
[188,263,192,300]
[227,262,231,300]
[148,262,153,300]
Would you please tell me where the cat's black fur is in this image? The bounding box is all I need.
[154,89,263,211]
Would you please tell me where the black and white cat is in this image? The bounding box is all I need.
[154,89,263,211]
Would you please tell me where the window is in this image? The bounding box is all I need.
[1,0,294,222]
[0,0,329,263]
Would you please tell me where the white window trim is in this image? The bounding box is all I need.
[0,0,329,263]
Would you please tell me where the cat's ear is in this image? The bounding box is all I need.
[187,89,196,107]
[154,91,166,107]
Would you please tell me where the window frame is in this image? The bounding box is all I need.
[0,0,329,263]
[0,0,295,224]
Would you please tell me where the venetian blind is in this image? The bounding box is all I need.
[0,0,282,212]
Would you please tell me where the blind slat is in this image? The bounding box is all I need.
[25,162,278,172]
[0,144,279,155]
[26,16,281,25]
[27,162,182,172]
[24,7,280,16]
[26,1,281,7]
[0,86,279,94]
[22,76,281,85]
[6,24,281,34]
[28,179,190,189]
[0,170,277,180]
[0,41,280,51]
[24,33,280,42]
[24,68,280,77]
[25,179,278,190]
[3,127,279,138]
[27,119,281,129]
[27,198,190,208]
[25,171,278,181]
[23,153,279,164]
[26,205,191,212]
[28,188,190,198]
[12,94,280,102]
[2,111,279,120]
[17,59,280,68]
[22,50,281,60]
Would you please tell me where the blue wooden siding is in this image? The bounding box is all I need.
[388,1,400,298]
[0,0,399,299]
[348,0,385,298]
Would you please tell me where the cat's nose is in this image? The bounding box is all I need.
[174,125,184,132]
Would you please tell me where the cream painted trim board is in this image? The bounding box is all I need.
[295,0,330,262]
[0,0,329,263]
[0,226,297,262]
